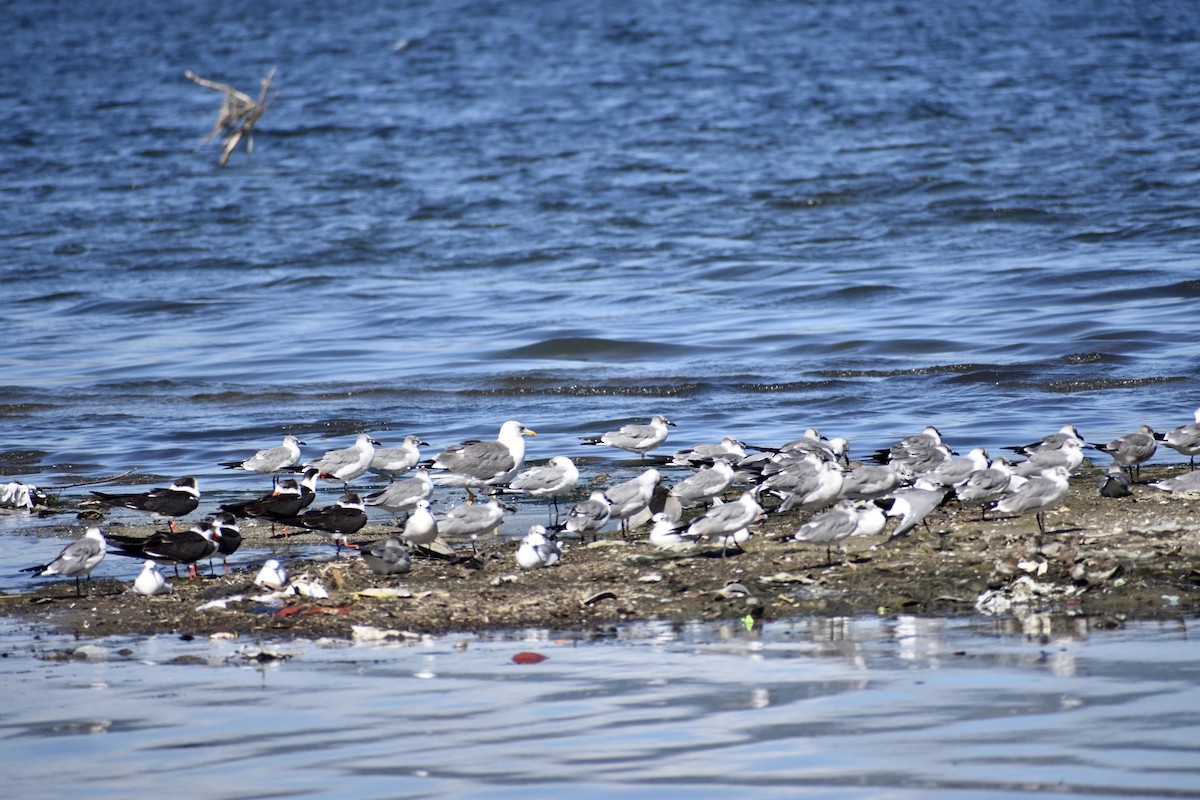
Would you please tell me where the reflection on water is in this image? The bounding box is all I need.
[2,615,1199,798]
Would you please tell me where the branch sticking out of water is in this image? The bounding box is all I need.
[185,68,277,167]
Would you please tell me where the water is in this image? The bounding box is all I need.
[3,0,1200,789]
[2,615,1200,798]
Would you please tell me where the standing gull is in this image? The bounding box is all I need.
[671,437,747,468]
[429,421,537,499]
[306,433,380,488]
[581,415,675,462]
[1156,408,1200,470]
[220,434,305,485]
[364,467,434,519]
[684,491,764,554]
[563,490,612,541]
[507,456,580,521]
[992,466,1071,537]
[669,458,735,508]
[605,468,663,534]
[369,435,428,481]
[1088,426,1158,480]
[21,527,107,596]
[401,499,440,550]
[435,498,514,547]
[1005,424,1084,457]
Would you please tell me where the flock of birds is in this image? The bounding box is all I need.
[14,407,1200,597]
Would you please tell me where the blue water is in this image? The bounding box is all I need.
[4,615,1200,799]
[3,0,1199,494]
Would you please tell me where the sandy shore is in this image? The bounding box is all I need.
[4,462,1199,641]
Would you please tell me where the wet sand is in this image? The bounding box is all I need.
[4,462,1199,641]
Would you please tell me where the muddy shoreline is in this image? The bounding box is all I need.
[4,462,1200,642]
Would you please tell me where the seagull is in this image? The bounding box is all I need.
[563,490,611,541]
[428,421,537,499]
[955,458,1016,519]
[107,521,220,579]
[306,434,380,488]
[361,537,413,576]
[670,436,747,467]
[921,447,990,487]
[791,501,862,562]
[516,525,562,569]
[605,468,663,534]
[879,484,951,539]
[435,498,513,544]
[669,458,735,508]
[132,560,171,596]
[219,434,305,484]
[992,465,1071,536]
[400,499,439,549]
[872,425,943,463]
[648,512,690,549]
[581,415,675,462]
[507,456,580,521]
[1149,471,1200,494]
[369,435,428,481]
[89,477,200,532]
[1156,408,1200,470]
[254,559,289,591]
[684,491,763,554]
[364,468,434,518]
[1013,439,1085,478]
[838,462,913,501]
[21,527,107,596]
[778,460,845,513]
[1005,424,1084,457]
[1098,461,1133,498]
[1089,426,1158,480]
[277,493,368,553]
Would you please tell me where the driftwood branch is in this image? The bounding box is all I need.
[185,68,277,167]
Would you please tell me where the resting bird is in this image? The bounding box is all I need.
[106,521,220,579]
[516,525,562,570]
[89,477,200,532]
[361,537,413,576]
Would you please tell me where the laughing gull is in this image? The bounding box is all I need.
[369,435,428,481]
[582,415,675,462]
[1156,408,1200,470]
[669,458,735,508]
[21,527,107,596]
[993,465,1071,536]
[132,560,171,596]
[220,434,305,484]
[306,434,380,488]
[563,490,612,541]
[1089,426,1158,480]
[364,468,434,518]
[507,456,580,521]
[516,525,562,569]
[361,537,413,576]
